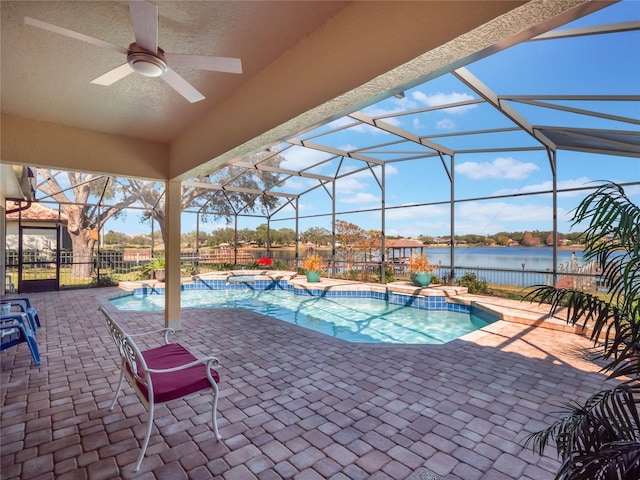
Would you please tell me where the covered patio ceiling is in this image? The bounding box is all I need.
[1,0,623,182]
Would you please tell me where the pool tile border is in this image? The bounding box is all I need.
[122,277,480,317]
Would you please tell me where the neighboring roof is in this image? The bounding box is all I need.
[387,239,426,249]
[5,201,67,222]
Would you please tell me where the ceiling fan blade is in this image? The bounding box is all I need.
[91,64,134,86]
[164,54,243,74]
[161,68,205,103]
[129,0,158,53]
[24,16,128,54]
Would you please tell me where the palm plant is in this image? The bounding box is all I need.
[524,183,640,479]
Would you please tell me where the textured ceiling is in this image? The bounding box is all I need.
[1,1,349,142]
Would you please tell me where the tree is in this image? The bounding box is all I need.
[130,234,152,247]
[207,228,236,246]
[525,183,640,479]
[104,230,129,246]
[181,230,208,249]
[335,220,367,270]
[119,150,285,248]
[276,228,297,246]
[36,170,141,277]
[495,234,511,246]
[545,232,557,246]
[521,230,541,246]
[303,227,331,246]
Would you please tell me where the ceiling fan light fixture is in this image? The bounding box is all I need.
[127,44,168,77]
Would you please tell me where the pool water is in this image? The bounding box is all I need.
[110,289,495,344]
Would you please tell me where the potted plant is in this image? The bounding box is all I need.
[409,254,432,287]
[303,255,323,283]
[149,257,166,282]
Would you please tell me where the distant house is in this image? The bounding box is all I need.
[5,201,71,251]
[386,238,427,263]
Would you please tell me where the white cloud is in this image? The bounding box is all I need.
[492,177,593,197]
[383,204,450,221]
[335,176,366,194]
[281,177,317,193]
[412,91,477,114]
[453,201,571,235]
[281,147,333,171]
[341,164,398,179]
[436,118,456,130]
[338,144,358,152]
[455,157,539,180]
[340,192,380,204]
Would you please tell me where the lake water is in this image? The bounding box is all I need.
[254,246,590,287]
[426,246,583,271]
[258,246,584,271]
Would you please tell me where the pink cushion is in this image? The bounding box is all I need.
[135,343,220,404]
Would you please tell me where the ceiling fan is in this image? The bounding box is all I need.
[24,0,242,103]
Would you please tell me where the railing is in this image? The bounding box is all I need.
[325,259,603,293]
[4,249,603,294]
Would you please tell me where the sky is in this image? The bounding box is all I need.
[89,1,640,239]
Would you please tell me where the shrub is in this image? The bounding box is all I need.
[456,272,490,294]
[91,272,119,287]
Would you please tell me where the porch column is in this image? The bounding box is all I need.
[165,179,181,329]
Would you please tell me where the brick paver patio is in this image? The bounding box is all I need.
[1,287,615,479]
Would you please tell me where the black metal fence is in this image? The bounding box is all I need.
[4,248,603,294]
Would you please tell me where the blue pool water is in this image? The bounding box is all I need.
[110,285,496,344]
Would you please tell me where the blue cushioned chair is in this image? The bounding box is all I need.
[5,297,41,329]
[0,312,41,365]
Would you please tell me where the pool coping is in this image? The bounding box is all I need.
[114,269,588,336]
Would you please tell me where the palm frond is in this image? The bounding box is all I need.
[526,183,640,479]
[524,385,640,458]
[557,441,640,480]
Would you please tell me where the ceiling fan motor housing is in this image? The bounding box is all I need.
[127,43,167,77]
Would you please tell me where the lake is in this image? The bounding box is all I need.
[255,246,585,272]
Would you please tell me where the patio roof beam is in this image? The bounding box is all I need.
[289,138,384,166]
[232,161,333,181]
[349,111,454,157]
[374,98,485,120]
[382,153,442,164]
[367,153,442,163]
[531,20,640,41]
[551,128,640,155]
[183,181,298,198]
[453,67,557,152]
[423,126,522,139]
[502,94,640,101]
[296,119,361,142]
[511,99,640,126]
[455,146,546,154]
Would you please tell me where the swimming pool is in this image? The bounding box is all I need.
[110,280,496,344]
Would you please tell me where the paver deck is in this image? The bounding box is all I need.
[1,285,616,479]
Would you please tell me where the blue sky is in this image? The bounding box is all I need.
[103,0,639,239]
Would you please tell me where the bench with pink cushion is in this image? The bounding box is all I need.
[99,307,222,472]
